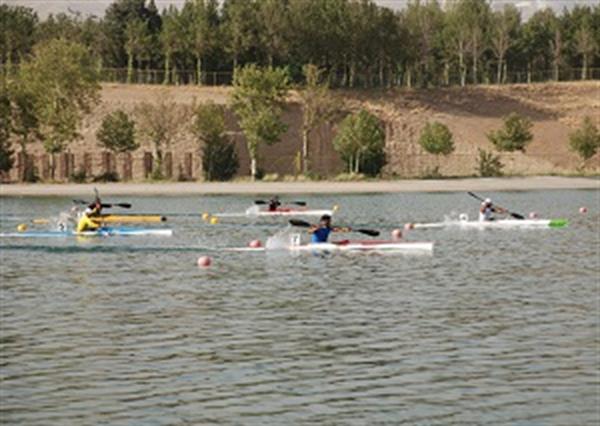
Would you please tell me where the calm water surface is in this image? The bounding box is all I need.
[1,190,598,425]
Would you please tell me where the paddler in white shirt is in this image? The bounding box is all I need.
[479,198,507,221]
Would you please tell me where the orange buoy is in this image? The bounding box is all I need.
[391,229,403,240]
[197,256,212,267]
[249,239,262,248]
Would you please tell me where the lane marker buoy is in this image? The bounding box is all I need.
[197,256,212,267]
[249,240,262,248]
[17,223,27,232]
[579,206,588,214]
[392,229,403,240]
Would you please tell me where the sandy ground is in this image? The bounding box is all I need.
[1,177,597,197]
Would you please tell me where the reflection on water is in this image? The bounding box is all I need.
[1,190,598,424]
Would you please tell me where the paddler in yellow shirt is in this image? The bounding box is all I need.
[76,203,102,233]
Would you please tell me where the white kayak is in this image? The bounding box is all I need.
[225,240,433,254]
[406,217,568,230]
[215,205,334,218]
[0,226,173,238]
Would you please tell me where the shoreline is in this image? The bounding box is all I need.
[0,177,598,196]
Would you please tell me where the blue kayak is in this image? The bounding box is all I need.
[0,227,173,238]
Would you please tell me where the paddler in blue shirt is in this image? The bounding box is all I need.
[310,214,350,243]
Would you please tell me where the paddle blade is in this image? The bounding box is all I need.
[115,203,132,209]
[291,201,307,206]
[509,212,525,220]
[289,219,311,227]
[356,229,380,237]
[467,192,484,202]
[254,200,267,205]
[73,199,88,205]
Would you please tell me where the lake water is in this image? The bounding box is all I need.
[1,190,598,425]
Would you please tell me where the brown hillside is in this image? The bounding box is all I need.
[7,81,599,182]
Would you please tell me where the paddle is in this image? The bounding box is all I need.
[255,200,307,206]
[467,192,525,220]
[289,219,380,237]
[72,199,132,209]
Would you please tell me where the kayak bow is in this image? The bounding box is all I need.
[1,226,173,238]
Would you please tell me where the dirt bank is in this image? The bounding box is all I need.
[6,81,600,182]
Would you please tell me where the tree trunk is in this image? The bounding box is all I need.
[302,128,310,175]
[443,62,449,86]
[250,157,257,181]
[127,53,134,84]
[527,61,531,84]
[502,62,507,84]
[496,55,503,84]
[349,61,356,88]
[406,68,412,89]
[459,51,466,87]
[196,55,202,85]
[581,55,588,80]
[163,55,170,85]
[553,61,559,81]
[233,55,238,70]
[472,50,478,84]
[379,59,385,87]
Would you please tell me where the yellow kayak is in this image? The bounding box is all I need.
[33,215,167,224]
[91,214,167,224]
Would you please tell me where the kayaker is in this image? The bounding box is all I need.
[268,196,281,212]
[310,214,350,243]
[479,198,507,221]
[76,206,101,233]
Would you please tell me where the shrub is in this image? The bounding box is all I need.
[261,173,280,182]
[569,116,600,161]
[70,168,87,183]
[334,172,367,181]
[333,109,385,176]
[193,102,239,181]
[477,149,503,177]
[419,122,455,156]
[93,171,119,182]
[487,113,533,152]
[96,110,138,154]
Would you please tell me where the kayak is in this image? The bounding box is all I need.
[32,214,167,225]
[225,240,433,253]
[406,218,568,230]
[0,226,173,238]
[91,214,167,224]
[215,206,334,218]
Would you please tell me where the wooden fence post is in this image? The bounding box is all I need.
[164,152,173,179]
[143,152,153,178]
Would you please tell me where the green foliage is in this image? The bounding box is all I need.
[477,148,503,177]
[18,38,100,176]
[333,109,385,176]
[487,113,533,152]
[193,101,239,181]
[230,64,289,179]
[96,110,138,154]
[70,168,87,183]
[569,116,600,161]
[0,5,38,66]
[135,96,190,179]
[0,88,14,174]
[419,122,455,156]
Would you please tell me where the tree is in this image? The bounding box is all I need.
[569,116,600,161]
[184,0,219,84]
[222,0,257,69]
[419,121,454,155]
[0,5,38,69]
[258,0,289,67]
[135,96,190,179]
[573,21,597,80]
[0,87,14,176]
[230,65,289,180]
[193,101,239,181]
[125,18,151,83]
[333,109,385,175]
[18,39,100,179]
[96,110,138,154]
[487,113,533,152]
[298,64,337,174]
[490,5,520,84]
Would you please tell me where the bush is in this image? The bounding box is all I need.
[477,149,503,177]
[93,171,119,182]
[334,172,367,181]
[70,168,87,183]
[487,113,533,152]
[569,116,600,161]
[261,173,280,182]
[96,110,138,154]
[419,122,455,156]
[194,102,239,181]
[333,109,386,176]
[421,166,442,179]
